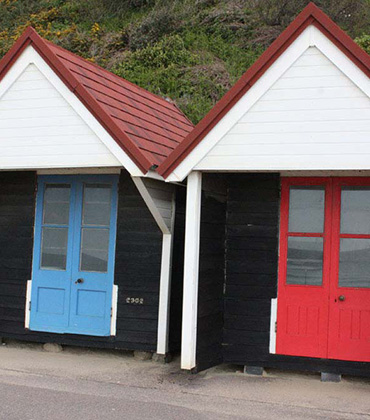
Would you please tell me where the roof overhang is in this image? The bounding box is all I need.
[158,2,370,182]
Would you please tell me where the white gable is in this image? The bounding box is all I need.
[0,46,146,175]
[167,25,370,181]
[196,46,370,171]
[0,63,121,169]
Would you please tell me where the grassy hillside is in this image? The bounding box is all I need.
[0,0,368,124]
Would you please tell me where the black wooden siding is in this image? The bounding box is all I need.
[223,173,370,378]
[196,174,226,372]
[168,186,185,352]
[0,172,35,337]
[223,174,279,363]
[0,170,182,353]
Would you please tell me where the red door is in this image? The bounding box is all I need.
[328,179,370,362]
[276,177,370,362]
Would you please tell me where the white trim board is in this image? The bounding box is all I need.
[269,298,277,354]
[110,285,118,336]
[37,168,122,175]
[156,233,174,355]
[0,45,145,176]
[166,25,370,181]
[25,280,32,329]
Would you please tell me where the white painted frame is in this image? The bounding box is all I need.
[166,25,370,181]
[110,285,118,336]
[0,45,145,176]
[181,171,202,370]
[24,280,32,329]
[269,298,277,354]
[131,177,176,355]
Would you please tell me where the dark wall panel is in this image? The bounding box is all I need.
[0,171,166,352]
[196,174,226,372]
[223,173,279,366]
[168,186,185,353]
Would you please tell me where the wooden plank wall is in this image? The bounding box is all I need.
[223,174,280,363]
[223,173,370,377]
[0,64,121,169]
[168,186,186,352]
[0,171,35,336]
[196,174,227,371]
[0,170,182,353]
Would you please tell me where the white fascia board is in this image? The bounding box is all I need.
[312,27,370,97]
[166,25,370,181]
[144,169,165,181]
[0,45,145,176]
[37,168,122,175]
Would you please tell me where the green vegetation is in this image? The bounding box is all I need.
[0,0,368,123]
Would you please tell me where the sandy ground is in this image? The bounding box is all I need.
[0,341,369,419]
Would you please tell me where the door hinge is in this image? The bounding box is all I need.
[110,307,113,318]
[29,301,31,311]
[275,321,277,333]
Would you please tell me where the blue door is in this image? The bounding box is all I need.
[30,175,118,336]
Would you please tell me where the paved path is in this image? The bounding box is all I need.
[0,343,369,419]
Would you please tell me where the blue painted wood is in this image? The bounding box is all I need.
[30,175,119,336]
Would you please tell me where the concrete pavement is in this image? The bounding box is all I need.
[0,342,369,419]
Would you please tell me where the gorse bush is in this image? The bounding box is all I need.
[0,0,368,123]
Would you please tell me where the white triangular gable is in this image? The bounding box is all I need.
[0,46,144,175]
[168,25,370,181]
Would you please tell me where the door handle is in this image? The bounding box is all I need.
[75,278,84,284]
[338,295,345,302]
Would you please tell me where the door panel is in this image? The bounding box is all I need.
[30,175,118,336]
[30,181,75,332]
[328,180,370,362]
[69,181,118,336]
[276,179,331,358]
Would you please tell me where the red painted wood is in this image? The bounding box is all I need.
[277,177,370,363]
[328,178,370,363]
[276,178,332,358]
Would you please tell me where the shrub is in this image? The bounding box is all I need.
[128,4,181,50]
[355,34,370,54]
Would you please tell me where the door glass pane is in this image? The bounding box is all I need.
[80,228,109,272]
[286,237,323,285]
[82,184,111,226]
[43,184,70,225]
[41,227,68,270]
[340,187,370,234]
[288,186,325,233]
[339,238,370,288]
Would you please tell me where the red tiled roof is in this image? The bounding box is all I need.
[158,2,370,178]
[0,28,193,173]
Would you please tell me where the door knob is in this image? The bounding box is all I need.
[338,295,345,302]
[75,278,84,284]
